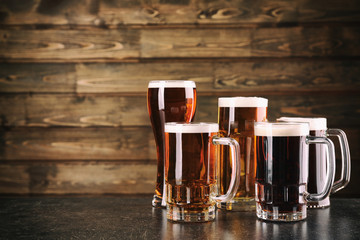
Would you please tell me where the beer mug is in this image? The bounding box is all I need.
[277,117,351,208]
[254,122,336,221]
[147,81,197,207]
[164,123,241,222]
[217,97,268,211]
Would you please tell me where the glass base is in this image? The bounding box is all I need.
[256,203,307,222]
[216,197,256,211]
[152,194,166,208]
[307,197,330,209]
[167,205,216,222]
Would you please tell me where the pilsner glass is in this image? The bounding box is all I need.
[254,122,336,221]
[217,97,268,211]
[164,123,241,222]
[277,117,351,208]
[147,81,196,207]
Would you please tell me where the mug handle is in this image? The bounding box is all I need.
[327,129,351,193]
[304,136,336,202]
[212,137,241,202]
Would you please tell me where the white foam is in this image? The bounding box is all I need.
[148,80,196,88]
[165,122,219,133]
[254,122,309,136]
[218,97,268,107]
[277,117,327,130]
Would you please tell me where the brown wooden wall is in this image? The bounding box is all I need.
[0,0,359,196]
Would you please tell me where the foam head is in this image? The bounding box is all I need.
[254,122,309,136]
[165,122,219,133]
[277,117,327,131]
[218,97,268,107]
[148,80,196,88]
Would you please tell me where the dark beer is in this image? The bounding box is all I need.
[255,122,336,221]
[277,117,329,208]
[218,97,267,211]
[147,81,196,207]
[255,135,308,214]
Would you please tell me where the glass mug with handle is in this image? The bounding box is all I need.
[164,123,241,222]
[217,97,268,211]
[254,122,336,221]
[147,81,197,207]
[277,117,351,208]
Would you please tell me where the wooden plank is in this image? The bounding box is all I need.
[0,94,149,127]
[75,62,213,93]
[0,159,358,195]
[1,27,360,62]
[1,0,360,26]
[1,61,359,94]
[0,127,156,161]
[0,63,76,93]
[0,29,139,61]
[141,27,360,58]
[195,95,360,128]
[1,94,359,128]
[0,161,156,194]
[213,61,360,93]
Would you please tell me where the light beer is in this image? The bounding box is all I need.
[164,123,241,222]
[217,97,268,211]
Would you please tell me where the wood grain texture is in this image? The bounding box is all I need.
[0,159,357,196]
[0,29,139,61]
[0,63,76,93]
[0,127,357,162]
[0,161,156,194]
[1,61,360,94]
[195,95,360,128]
[1,0,359,26]
[1,27,360,62]
[0,95,148,127]
[1,95,359,128]
[141,27,360,58]
[0,127,156,161]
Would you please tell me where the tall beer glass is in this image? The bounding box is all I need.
[254,122,336,221]
[277,117,351,208]
[165,122,241,222]
[147,81,196,207]
[217,97,268,211]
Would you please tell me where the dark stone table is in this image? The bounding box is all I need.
[0,196,359,239]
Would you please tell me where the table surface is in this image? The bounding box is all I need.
[0,196,359,240]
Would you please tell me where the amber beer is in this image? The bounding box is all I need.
[254,122,336,222]
[217,97,268,211]
[164,123,241,222]
[277,117,351,208]
[147,81,196,207]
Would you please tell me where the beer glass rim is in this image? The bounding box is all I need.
[254,122,309,136]
[277,117,327,131]
[218,97,268,107]
[165,122,219,133]
[148,80,196,88]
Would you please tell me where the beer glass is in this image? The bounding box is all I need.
[277,117,351,208]
[217,97,268,211]
[164,123,241,222]
[147,81,196,207]
[254,122,336,222]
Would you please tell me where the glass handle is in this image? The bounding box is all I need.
[212,137,241,202]
[327,128,351,193]
[304,136,336,202]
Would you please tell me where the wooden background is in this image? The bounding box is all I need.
[0,0,359,197]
